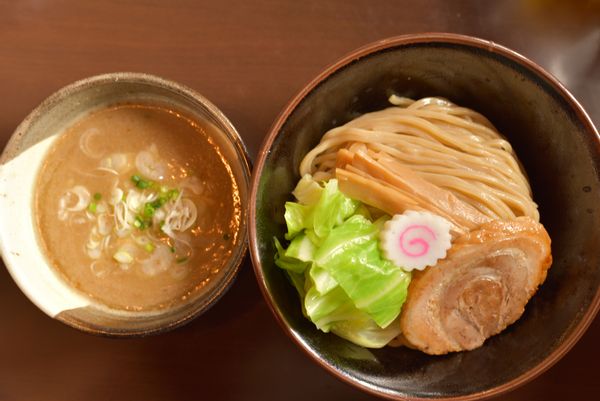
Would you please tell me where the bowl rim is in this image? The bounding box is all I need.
[0,71,252,337]
[248,32,600,400]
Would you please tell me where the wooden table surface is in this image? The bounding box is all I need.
[1,1,599,400]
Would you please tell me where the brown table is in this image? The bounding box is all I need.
[1,1,599,400]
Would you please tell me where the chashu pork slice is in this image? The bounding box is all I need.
[399,216,552,355]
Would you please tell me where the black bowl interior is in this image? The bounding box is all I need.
[253,40,600,399]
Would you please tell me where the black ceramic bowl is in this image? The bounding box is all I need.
[249,33,600,400]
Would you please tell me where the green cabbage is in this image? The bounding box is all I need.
[275,176,411,348]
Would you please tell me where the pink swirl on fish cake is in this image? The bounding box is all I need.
[398,224,437,257]
[380,211,452,271]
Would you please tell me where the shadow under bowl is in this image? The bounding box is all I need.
[249,33,600,400]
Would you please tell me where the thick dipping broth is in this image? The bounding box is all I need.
[35,104,242,311]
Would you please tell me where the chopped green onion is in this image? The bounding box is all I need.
[131,174,154,189]
[176,256,188,264]
[170,246,176,253]
[167,189,179,200]
[88,202,97,213]
[134,216,146,229]
[93,192,102,201]
[143,203,155,218]
[151,197,167,209]
[144,242,155,253]
[134,215,152,230]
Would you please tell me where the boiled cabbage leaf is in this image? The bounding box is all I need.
[275,175,411,348]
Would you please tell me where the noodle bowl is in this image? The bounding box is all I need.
[250,32,600,400]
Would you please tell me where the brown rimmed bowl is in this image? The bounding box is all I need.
[249,33,600,399]
[0,72,251,336]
